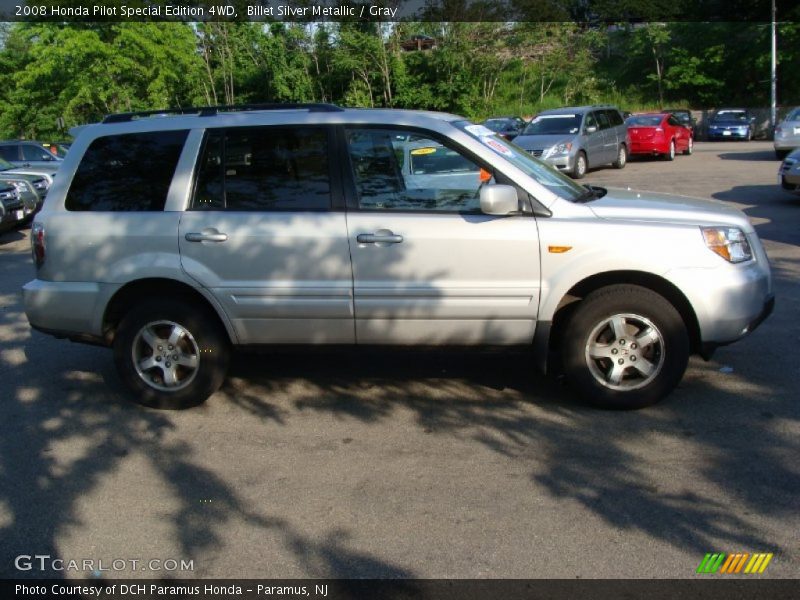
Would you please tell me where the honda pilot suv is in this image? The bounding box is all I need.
[23,104,774,410]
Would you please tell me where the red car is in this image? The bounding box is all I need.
[626,113,693,160]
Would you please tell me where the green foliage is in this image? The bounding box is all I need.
[0,21,796,140]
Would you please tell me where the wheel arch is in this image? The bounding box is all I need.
[102,278,236,345]
[537,270,701,373]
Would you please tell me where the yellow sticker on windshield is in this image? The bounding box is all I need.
[410,147,437,155]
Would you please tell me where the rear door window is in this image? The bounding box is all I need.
[65,130,188,211]
[606,110,624,127]
[191,127,332,211]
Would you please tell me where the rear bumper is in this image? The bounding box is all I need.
[23,279,105,338]
[629,142,667,155]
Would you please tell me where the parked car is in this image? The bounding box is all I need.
[664,108,696,136]
[513,105,629,178]
[707,109,756,141]
[0,183,25,233]
[482,117,527,141]
[626,113,693,160]
[0,157,50,217]
[23,103,773,411]
[778,147,800,195]
[773,107,800,159]
[0,140,65,169]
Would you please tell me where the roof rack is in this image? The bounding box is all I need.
[102,103,344,124]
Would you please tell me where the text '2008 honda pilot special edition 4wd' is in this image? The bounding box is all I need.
[23,104,774,410]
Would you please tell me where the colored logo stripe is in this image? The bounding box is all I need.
[720,553,748,573]
[744,553,773,574]
[697,553,726,573]
[697,552,774,574]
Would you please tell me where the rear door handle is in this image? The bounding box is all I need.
[357,232,403,244]
[185,230,228,243]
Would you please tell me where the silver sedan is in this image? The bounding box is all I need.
[774,107,800,159]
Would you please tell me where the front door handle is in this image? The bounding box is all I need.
[185,230,228,243]
[357,231,403,245]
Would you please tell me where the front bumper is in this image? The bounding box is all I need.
[708,129,750,140]
[665,243,773,346]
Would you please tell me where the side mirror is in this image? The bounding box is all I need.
[480,184,518,216]
[585,125,598,134]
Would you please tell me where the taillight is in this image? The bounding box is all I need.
[31,222,45,268]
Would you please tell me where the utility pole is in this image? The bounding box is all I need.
[771,0,777,129]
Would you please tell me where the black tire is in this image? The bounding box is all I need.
[113,299,229,409]
[682,137,694,155]
[572,151,587,179]
[775,149,789,160]
[664,140,676,161]
[612,144,627,169]
[561,285,690,410]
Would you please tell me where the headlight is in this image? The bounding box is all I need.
[544,142,572,158]
[701,227,752,263]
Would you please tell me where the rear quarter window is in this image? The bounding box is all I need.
[65,130,188,211]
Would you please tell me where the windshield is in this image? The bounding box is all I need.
[626,115,663,127]
[785,108,800,122]
[455,120,587,202]
[522,114,582,136]
[714,111,748,122]
[0,158,13,171]
[484,119,511,132]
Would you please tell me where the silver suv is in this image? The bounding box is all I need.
[23,104,774,410]
[513,105,629,178]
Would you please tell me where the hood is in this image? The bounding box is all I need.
[710,119,748,125]
[587,187,751,230]
[7,165,57,178]
[0,170,47,183]
[513,133,575,151]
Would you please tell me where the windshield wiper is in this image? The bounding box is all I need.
[575,185,607,203]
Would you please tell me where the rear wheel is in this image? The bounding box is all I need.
[775,149,789,160]
[664,140,676,161]
[113,299,229,409]
[612,144,627,169]
[561,285,690,409]
[572,151,587,179]
[683,137,694,155]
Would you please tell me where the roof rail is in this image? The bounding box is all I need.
[102,103,344,124]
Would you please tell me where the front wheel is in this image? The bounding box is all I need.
[572,152,587,179]
[561,285,690,409]
[113,299,230,409]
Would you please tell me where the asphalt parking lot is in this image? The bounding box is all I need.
[0,141,797,580]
